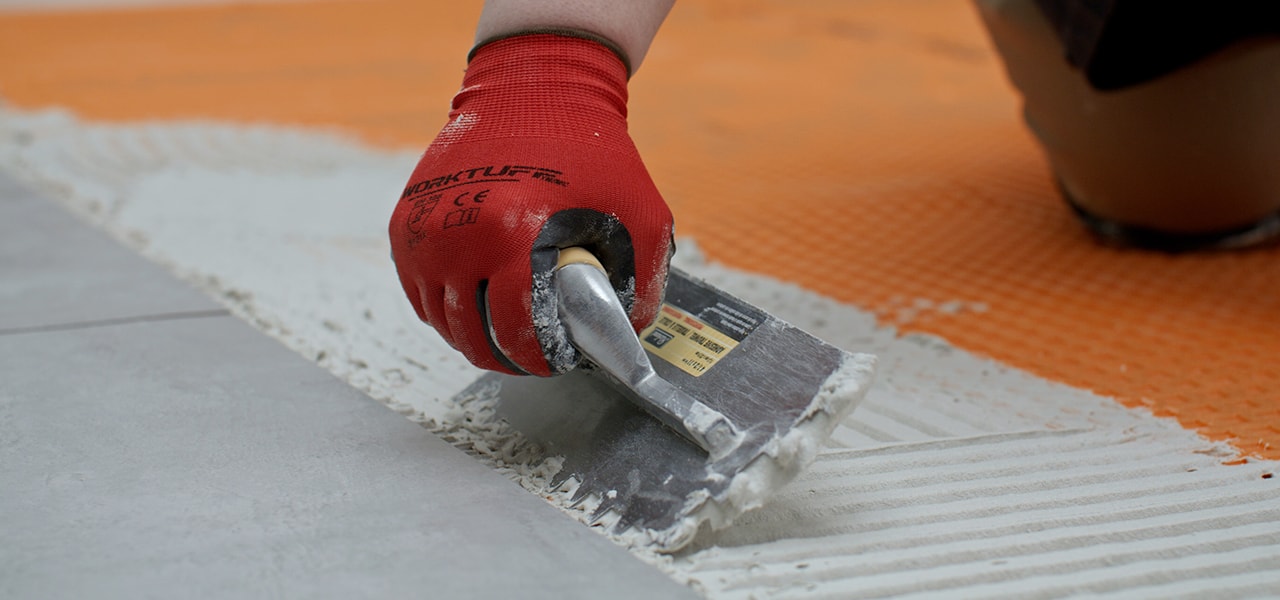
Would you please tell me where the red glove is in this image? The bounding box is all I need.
[389,32,674,377]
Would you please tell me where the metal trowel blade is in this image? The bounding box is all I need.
[472,268,877,551]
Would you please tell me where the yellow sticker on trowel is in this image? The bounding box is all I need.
[640,305,740,377]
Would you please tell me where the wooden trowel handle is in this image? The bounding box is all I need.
[555,246,606,273]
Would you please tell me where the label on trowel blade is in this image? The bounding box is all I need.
[640,278,767,377]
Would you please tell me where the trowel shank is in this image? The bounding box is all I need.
[555,257,742,457]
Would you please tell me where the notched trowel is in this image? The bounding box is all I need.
[464,248,876,552]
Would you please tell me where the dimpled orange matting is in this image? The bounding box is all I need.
[1,0,1276,459]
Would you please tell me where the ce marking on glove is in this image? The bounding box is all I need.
[452,189,489,206]
[443,189,490,229]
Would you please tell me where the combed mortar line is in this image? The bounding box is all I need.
[807,428,1159,474]
[849,536,1280,600]
[855,392,991,439]
[685,444,1274,555]
[687,460,1274,563]
[780,543,1280,600]
[721,440,1229,532]
[1111,573,1280,600]
[698,500,1280,592]
[838,395,991,442]
[802,431,1201,485]
[837,414,913,443]
[840,397,995,445]
[809,444,1217,491]
[713,493,1280,581]
[723,452,1249,535]
[698,467,1272,557]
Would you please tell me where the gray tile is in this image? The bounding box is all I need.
[0,315,695,599]
[0,173,220,332]
[0,171,692,599]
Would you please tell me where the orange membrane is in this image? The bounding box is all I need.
[1,0,1276,459]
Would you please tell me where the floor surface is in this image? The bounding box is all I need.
[2,0,1278,598]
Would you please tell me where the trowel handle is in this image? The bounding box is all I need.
[554,248,743,458]
[555,246,608,272]
[552,247,663,394]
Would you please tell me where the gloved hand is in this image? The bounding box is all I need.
[389,32,674,377]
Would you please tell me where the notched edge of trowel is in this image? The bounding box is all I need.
[639,351,877,551]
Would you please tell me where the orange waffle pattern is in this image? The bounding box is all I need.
[1,0,1276,458]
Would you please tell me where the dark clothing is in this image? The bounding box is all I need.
[1034,0,1280,90]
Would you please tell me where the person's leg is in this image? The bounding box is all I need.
[975,0,1280,250]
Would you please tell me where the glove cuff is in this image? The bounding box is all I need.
[469,27,632,77]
